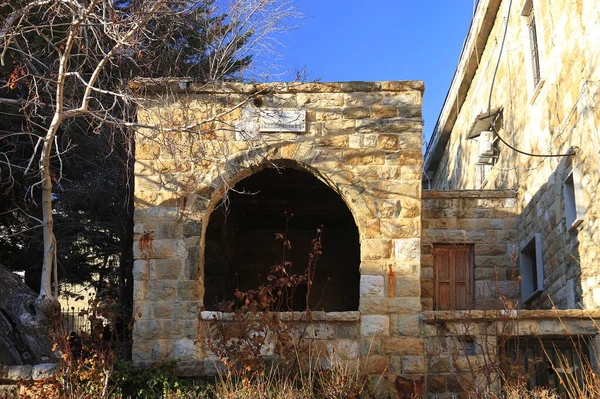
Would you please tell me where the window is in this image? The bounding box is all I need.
[505,336,591,395]
[434,245,474,310]
[475,163,491,189]
[522,1,542,94]
[519,233,544,304]
[563,168,585,231]
[526,9,541,86]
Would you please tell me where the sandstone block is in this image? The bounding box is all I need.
[360,297,421,314]
[402,356,425,374]
[343,107,370,119]
[133,239,182,260]
[31,364,56,381]
[328,339,359,360]
[383,337,424,355]
[380,219,420,238]
[380,81,424,92]
[175,361,205,377]
[173,338,200,360]
[364,355,390,374]
[395,277,421,297]
[154,259,183,280]
[315,108,342,121]
[344,93,381,107]
[177,280,199,301]
[348,134,362,148]
[7,365,32,381]
[360,315,390,336]
[297,93,343,107]
[340,82,382,92]
[134,320,161,341]
[397,314,422,336]
[136,143,161,160]
[360,275,385,297]
[390,261,420,277]
[133,259,150,281]
[356,118,422,134]
[154,301,174,319]
[363,134,378,147]
[336,324,360,339]
[343,149,385,166]
[372,106,398,119]
[365,219,380,238]
[377,134,399,150]
[316,135,349,148]
[361,239,392,260]
[397,105,422,119]
[395,238,421,261]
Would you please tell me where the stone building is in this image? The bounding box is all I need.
[422,0,600,395]
[130,1,600,394]
[132,80,430,392]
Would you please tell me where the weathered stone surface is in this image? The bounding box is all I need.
[360,315,390,336]
[342,149,385,166]
[361,239,392,260]
[360,275,385,297]
[395,238,420,261]
[132,81,430,386]
[397,314,422,336]
[360,297,421,314]
[7,365,31,381]
[402,356,425,374]
[343,107,370,119]
[31,364,56,381]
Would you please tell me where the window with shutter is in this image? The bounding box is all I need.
[434,245,474,310]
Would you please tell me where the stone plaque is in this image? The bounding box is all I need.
[259,109,306,133]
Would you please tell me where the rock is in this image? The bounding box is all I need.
[31,363,56,381]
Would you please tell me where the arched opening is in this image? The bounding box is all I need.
[203,166,360,311]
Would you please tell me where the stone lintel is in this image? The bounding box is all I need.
[422,190,516,200]
[422,309,600,323]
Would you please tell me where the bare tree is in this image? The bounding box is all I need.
[0,0,300,317]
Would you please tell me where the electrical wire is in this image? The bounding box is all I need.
[488,0,575,158]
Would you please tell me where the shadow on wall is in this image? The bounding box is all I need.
[517,158,583,310]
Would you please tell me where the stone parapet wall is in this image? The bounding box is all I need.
[421,190,519,310]
[132,80,425,388]
[422,310,600,397]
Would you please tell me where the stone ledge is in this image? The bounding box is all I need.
[200,311,360,322]
[422,309,600,323]
[422,190,516,199]
[0,363,56,383]
[129,79,424,95]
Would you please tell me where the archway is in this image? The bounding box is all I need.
[203,165,360,311]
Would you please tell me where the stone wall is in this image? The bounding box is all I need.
[421,190,519,311]
[132,80,425,387]
[424,0,600,309]
[422,309,600,397]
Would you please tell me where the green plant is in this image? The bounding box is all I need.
[110,361,208,399]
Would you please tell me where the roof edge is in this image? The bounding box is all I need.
[423,0,503,176]
[129,79,425,94]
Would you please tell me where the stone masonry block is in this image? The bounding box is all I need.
[395,238,421,261]
[360,315,390,336]
[360,275,385,296]
[361,239,392,260]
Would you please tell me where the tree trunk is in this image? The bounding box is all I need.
[37,114,60,303]
[0,265,54,365]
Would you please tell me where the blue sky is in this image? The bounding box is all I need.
[274,1,475,143]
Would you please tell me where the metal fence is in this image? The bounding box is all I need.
[61,309,90,334]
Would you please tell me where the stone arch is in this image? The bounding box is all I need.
[198,156,366,311]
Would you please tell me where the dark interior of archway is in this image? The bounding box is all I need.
[204,167,360,311]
